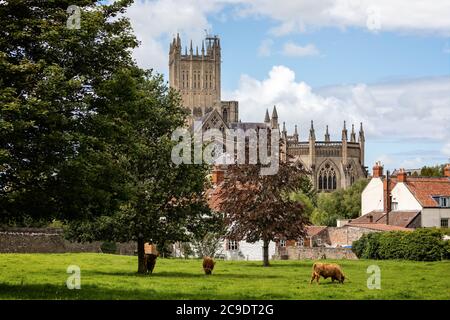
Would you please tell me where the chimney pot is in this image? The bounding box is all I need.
[398,168,407,182]
[445,164,450,177]
[372,162,383,178]
[211,167,224,185]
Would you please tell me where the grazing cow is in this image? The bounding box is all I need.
[310,262,345,284]
[144,254,158,274]
[203,256,215,275]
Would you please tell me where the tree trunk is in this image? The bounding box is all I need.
[137,236,146,274]
[263,239,270,267]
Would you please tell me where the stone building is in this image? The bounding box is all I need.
[169,34,367,191]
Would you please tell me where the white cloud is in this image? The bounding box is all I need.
[258,38,274,57]
[122,1,450,73]
[282,42,320,57]
[124,0,224,72]
[223,65,450,160]
[442,143,450,157]
[235,0,450,36]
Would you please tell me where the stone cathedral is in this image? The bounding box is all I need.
[169,34,367,191]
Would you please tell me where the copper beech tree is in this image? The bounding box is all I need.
[216,162,310,266]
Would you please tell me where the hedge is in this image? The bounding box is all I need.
[352,228,449,261]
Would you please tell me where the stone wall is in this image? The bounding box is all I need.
[0,228,136,255]
[277,246,357,260]
[327,226,379,247]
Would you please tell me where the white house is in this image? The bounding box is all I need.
[358,162,450,228]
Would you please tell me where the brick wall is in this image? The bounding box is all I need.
[277,246,357,260]
[0,228,136,255]
[327,226,379,246]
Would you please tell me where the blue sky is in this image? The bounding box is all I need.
[125,0,450,172]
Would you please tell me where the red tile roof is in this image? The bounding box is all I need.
[404,177,450,207]
[350,210,420,228]
[305,226,327,237]
[344,223,412,232]
[377,211,420,227]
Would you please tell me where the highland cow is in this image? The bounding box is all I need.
[203,256,215,275]
[144,254,158,274]
[310,262,345,284]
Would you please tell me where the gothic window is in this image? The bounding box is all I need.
[222,108,228,122]
[318,162,337,191]
[211,115,218,127]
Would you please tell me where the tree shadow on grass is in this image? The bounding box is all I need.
[89,270,282,279]
[0,282,287,300]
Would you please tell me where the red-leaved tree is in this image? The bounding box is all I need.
[216,162,309,266]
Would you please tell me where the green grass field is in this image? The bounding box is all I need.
[0,253,449,299]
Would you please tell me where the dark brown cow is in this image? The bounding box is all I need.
[203,256,215,275]
[310,262,345,284]
[144,254,158,274]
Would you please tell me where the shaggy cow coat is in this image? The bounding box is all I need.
[203,256,215,275]
[310,262,345,284]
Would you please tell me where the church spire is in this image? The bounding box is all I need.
[282,122,287,139]
[201,41,205,56]
[176,33,181,50]
[189,40,193,55]
[342,121,348,141]
[293,124,299,142]
[264,109,270,123]
[350,124,356,142]
[358,122,365,142]
[325,125,330,142]
[309,120,316,141]
[271,105,278,129]
[271,105,278,119]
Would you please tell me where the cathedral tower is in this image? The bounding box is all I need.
[169,34,221,118]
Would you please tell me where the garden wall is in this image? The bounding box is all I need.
[0,228,136,255]
[277,247,357,260]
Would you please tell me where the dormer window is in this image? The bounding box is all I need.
[434,196,450,207]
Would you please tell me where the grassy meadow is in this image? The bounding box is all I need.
[0,253,449,300]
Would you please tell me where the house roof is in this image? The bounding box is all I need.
[350,211,385,224]
[305,226,327,237]
[374,176,450,208]
[344,223,412,232]
[350,210,420,228]
[377,211,420,227]
[403,177,450,207]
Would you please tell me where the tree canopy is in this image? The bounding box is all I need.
[216,162,309,266]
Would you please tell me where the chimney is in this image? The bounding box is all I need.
[372,161,383,178]
[397,168,407,183]
[384,170,391,224]
[368,215,373,223]
[445,164,450,177]
[211,167,224,185]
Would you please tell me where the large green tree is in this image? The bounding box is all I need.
[0,0,137,224]
[1,1,216,273]
[64,68,215,273]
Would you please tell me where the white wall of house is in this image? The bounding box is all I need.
[390,183,422,211]
[361,178,384,215]
[421,208,450,227]
[222,240,276,261]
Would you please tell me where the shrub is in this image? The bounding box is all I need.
[403,228,446,261]
[352,228,448,261]
[101,241,117,254]
[378,231,408,259]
